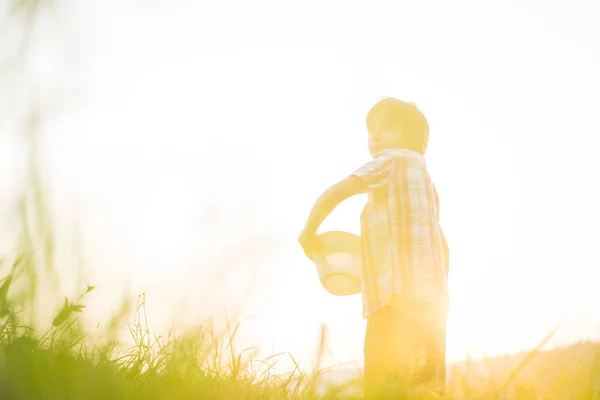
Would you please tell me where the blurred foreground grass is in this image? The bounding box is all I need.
[1,249,600,400]
[0,259,323,400]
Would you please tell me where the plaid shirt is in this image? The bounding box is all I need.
[352,149,449,318]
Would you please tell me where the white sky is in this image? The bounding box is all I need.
[1,0,600,373]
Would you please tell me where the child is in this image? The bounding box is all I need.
[298,97,449,398]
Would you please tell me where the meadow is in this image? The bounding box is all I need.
[1,239,600,399]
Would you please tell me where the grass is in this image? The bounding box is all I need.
[2,247,600,400]
[0,266,314,400]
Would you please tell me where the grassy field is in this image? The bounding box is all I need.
[1,249,599,400]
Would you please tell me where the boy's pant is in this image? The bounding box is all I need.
[363,297,447,398]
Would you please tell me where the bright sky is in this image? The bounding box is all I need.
[1,0,600,373]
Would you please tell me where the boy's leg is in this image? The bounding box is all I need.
[364,300,447,398]
[363,303,416,398]
[364,305,393,398]
[411,308,447,396]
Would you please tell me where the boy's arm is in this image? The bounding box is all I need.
[299,175,365,247]
[298,154,393,257]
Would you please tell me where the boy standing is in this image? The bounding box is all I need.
[298,97,449,398]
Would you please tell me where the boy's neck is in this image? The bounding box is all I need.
[374,148,426,161]
[377,147,424,155]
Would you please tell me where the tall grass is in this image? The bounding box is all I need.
[0,259,321,400]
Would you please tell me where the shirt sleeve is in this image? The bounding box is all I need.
[351,154,394,192]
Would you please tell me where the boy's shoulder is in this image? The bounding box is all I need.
[352,149,430,193]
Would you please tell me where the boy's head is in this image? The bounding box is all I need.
[366,97,429,156]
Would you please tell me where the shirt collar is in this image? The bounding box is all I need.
[376,148,426,165]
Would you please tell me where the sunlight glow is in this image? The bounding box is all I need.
[3,0,600,375]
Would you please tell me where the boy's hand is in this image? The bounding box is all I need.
[297,230,321,259]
